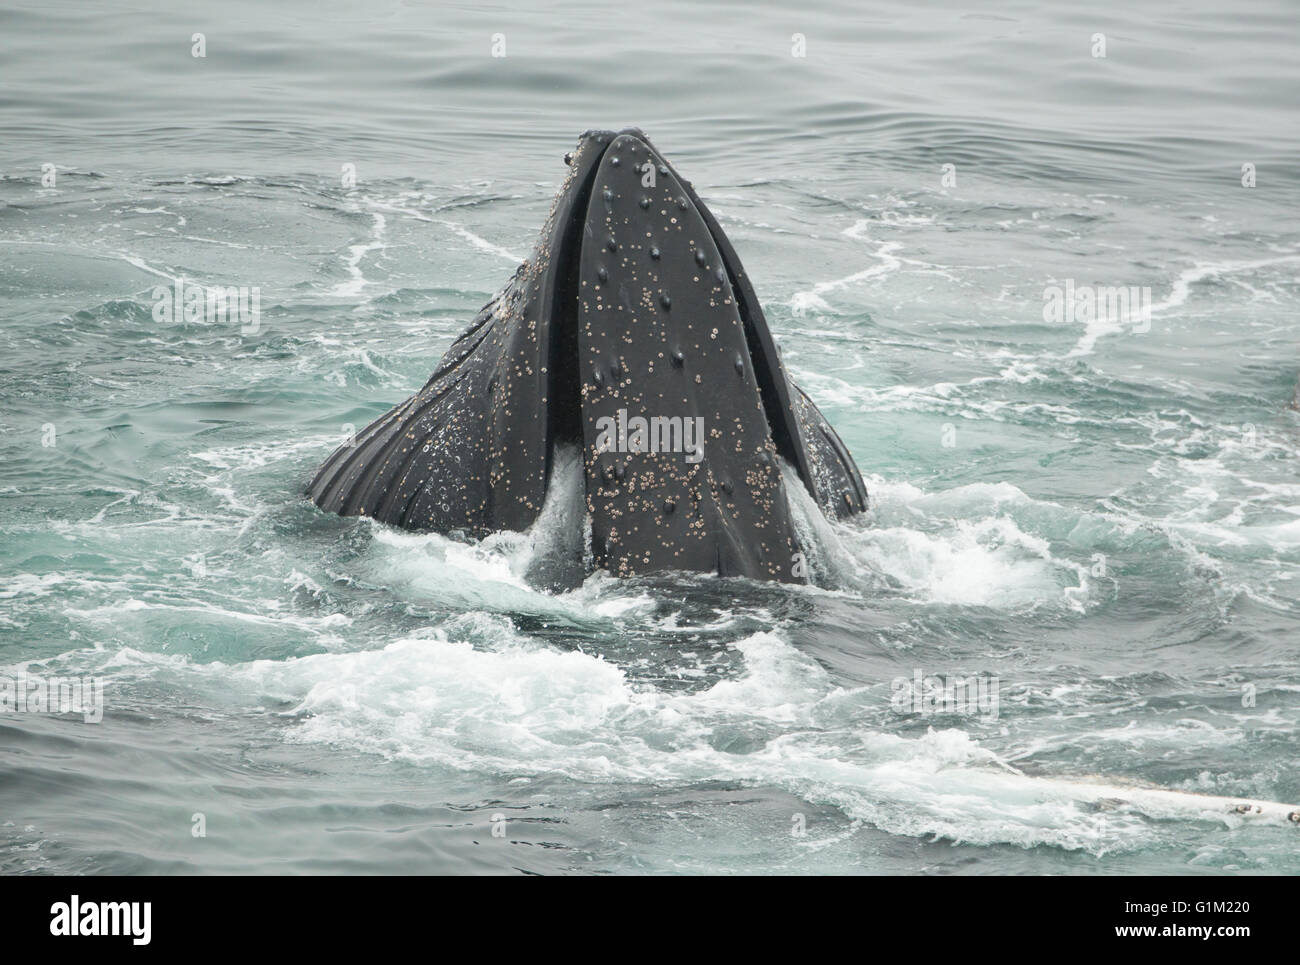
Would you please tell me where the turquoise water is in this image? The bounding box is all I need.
[3,0,1299,874]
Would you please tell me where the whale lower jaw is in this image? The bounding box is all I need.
[308,129,867,582]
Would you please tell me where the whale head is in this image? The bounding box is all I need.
[309,129,866,583]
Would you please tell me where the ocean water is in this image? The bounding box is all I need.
[3,0,1300,874]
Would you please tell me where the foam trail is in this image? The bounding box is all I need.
[437,220,522,263]
[330,212,388,297]
[1067,253,1300,357]
[790,220,902,316]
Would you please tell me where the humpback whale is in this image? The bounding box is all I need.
[308,129,867,582]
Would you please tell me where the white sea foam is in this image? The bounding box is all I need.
[783,465,1090,610]
[437,220,523,263]
[330,211,388,298]
[790,221,903,317]
[71,625,1292,855]
[1066,253,1300,357]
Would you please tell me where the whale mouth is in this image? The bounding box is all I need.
[308,129,867,583]
[545,130,813,466]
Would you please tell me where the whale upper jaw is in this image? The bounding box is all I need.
[308,129,867,583]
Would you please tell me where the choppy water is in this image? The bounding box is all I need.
[3,0,1300,874]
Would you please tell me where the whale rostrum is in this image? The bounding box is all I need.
[308,129,867,582]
